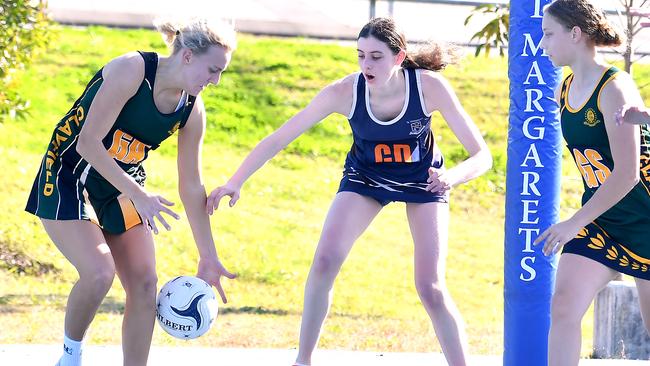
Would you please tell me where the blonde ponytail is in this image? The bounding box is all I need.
[154,17,237,55]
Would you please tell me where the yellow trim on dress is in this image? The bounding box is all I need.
[118,194,141,231]
[596,70,620,112]
[618,243,650,265]
[564,67,611,114]
[592,222,650,270]
[559,74,572,116]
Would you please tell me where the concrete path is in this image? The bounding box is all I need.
[1,344,648,365]
[45,0,650,54]
[45,0,509,44]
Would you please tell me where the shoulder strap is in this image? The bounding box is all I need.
[137,51,158,90]
[179,95,197,129]
[406,68,429,117]
[595,66,620,112]
[559,73,573,109]
[405,68,419,110]
[350,72,366,120]
[347,73,361,119]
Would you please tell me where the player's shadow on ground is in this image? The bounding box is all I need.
[1,294,389,320]
[0,294,126,314]
[220,306,290,316]
[0,295,293,317]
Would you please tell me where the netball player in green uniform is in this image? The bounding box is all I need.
[535,1,650,365]
[25,18,236,366]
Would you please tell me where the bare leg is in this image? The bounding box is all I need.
[406,202,468,366]
[295,192,382,365]
[105,224,157,366]
[548,254,617,366]
[41,219,116,340]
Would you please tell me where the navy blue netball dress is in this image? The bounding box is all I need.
[338,68,448,206]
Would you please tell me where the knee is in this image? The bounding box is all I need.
[81,266,115,297]
[551,291,582,326]
[126,271,158,298]
[415,280,447,309]
[140,273,158,295]
[311,251,345,278]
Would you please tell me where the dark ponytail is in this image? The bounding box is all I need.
[358,17,459,72]
[402,42,460,72]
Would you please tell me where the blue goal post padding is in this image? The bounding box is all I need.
[505,1,561,365]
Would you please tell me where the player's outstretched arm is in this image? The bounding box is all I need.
[206,76,354,213]
[178,95,235,303]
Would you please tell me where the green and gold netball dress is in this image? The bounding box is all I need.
[25,52,196,234]
[559,66,650,279]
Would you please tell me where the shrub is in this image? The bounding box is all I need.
[0,0,52,122]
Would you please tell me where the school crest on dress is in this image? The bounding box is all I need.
[584,108,601,127]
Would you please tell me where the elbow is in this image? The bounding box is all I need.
[626,169,641,187]
[76,134,93,158]
[179,182,204,204]
[484,150,493,172]
[624,175,641,195]
[477,148,493,174]
[260,134,283,154]
[618,171,640,191]
[76,131,106,160]
[178,184,192,203]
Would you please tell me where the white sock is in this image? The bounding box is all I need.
[294,363,310,366]
[58,334,82,366]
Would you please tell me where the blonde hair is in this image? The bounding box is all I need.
[154,17,237,55]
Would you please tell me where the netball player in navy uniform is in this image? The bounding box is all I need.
[25,18,236,366]
[536,1,650,365]
[206,18,492,366]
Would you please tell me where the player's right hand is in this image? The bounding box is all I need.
[206,181,241,215]
[130,190,180,234]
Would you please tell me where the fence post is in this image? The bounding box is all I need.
[370,0,376,18]
[593,281,650,360]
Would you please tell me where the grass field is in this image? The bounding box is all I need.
[2,25,647,355]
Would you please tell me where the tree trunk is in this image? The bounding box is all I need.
[624,0,634,75]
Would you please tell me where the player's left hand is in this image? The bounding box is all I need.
[206,181,241,215]
[534,219,583,256]
[197,258,236,303]
[426,167,452,193]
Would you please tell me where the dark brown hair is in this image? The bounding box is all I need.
[545,0,623,47]
[358,17,459,71]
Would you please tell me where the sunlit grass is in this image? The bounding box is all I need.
[7,25,650,355]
